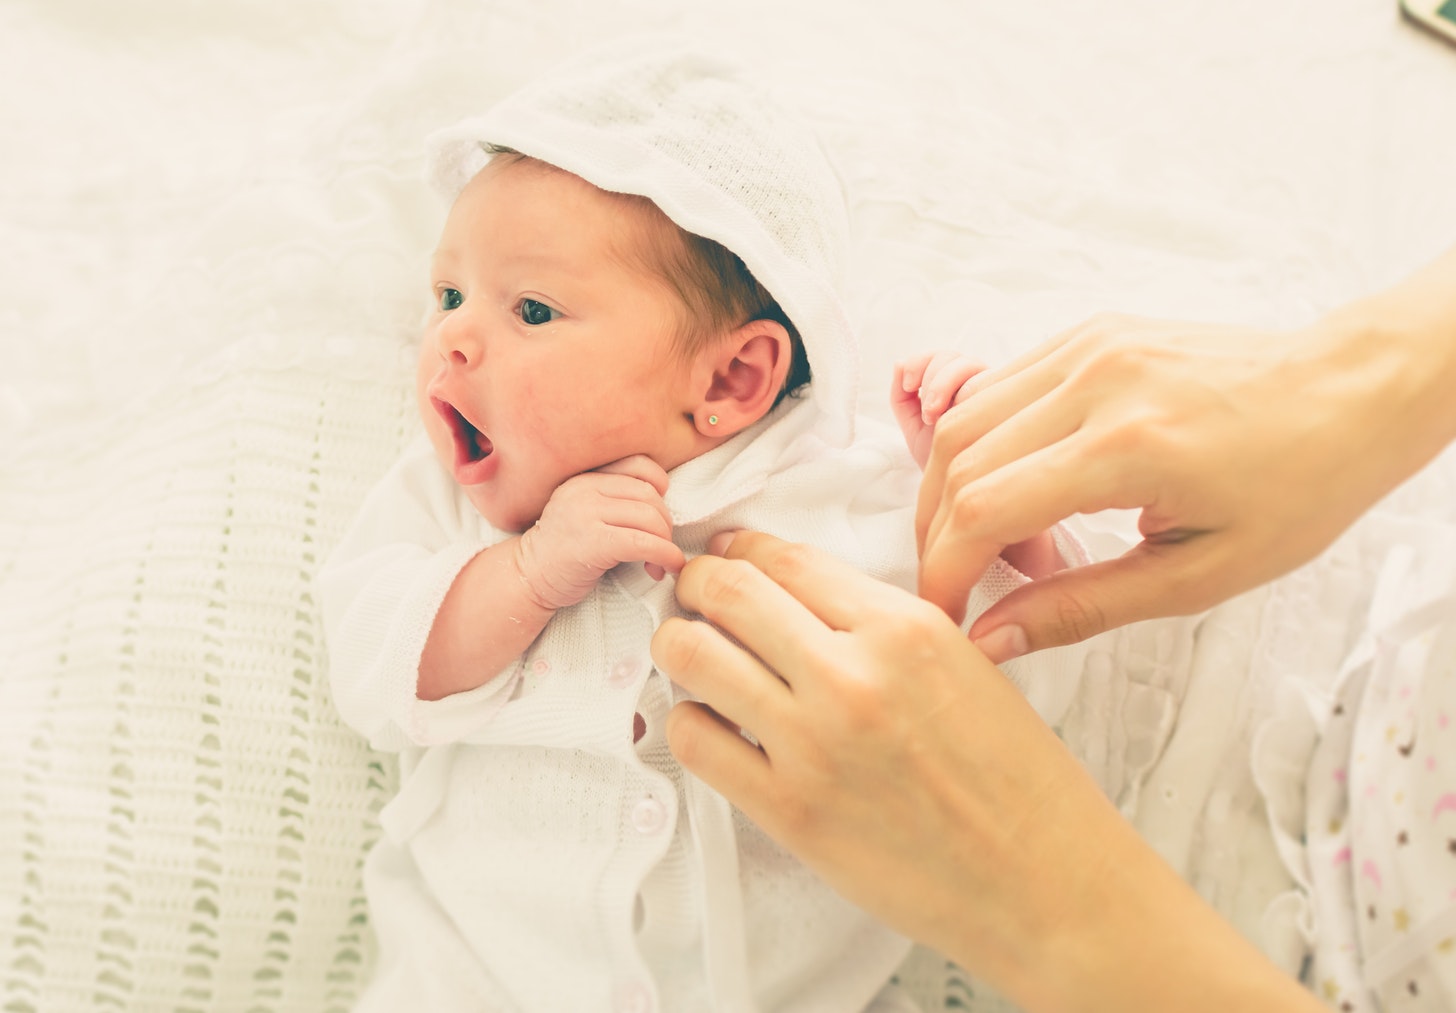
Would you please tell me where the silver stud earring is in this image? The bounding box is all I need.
[707,414,719,426]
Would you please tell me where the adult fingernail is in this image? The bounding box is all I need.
[707,530,739,556]
[975,625,1028,665]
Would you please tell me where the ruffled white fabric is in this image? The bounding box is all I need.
[1251,448,1456,1010]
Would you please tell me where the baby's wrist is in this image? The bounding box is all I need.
[510,533,567,613]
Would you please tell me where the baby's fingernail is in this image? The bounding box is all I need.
[707,530,739,556]
[974,625,1028,665]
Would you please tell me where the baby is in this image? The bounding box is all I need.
[319,50,1073,1012]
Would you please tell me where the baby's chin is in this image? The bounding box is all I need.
[418,433,533,531]
[463,485,541,535]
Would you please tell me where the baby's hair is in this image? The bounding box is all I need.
[483,146,811,406]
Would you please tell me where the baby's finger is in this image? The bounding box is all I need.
[917,351,985,422]
[605,524,687,575]
[565,472,676,531]
[891,373,930,461]
[588,495,675,542]
[593,454,672,497]
[894,353,935,394]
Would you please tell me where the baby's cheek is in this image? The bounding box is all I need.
[515,381,564,447]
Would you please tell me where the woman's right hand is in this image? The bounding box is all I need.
[917,248,1456,660]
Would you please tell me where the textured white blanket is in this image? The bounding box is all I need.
[3,0,1455,1010]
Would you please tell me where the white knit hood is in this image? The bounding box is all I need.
[424,46,859,448]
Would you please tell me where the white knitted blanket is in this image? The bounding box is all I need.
[3,0,1455,1010]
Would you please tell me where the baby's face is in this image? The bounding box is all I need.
[416,158,700,533]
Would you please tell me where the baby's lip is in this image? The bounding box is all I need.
[430,394,495,477]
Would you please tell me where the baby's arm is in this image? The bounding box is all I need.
[418,455,686,700]
[319,445,683,749]
[893,352,1063,580]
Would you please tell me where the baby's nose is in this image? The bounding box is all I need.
[437,315,483,366]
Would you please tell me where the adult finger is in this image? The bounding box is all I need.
[710,530,918,633]
[917,360,1073,552]
[917,388,1086,559]
[948,310,1156,404]
[917,436,1138,619]
[965,541,1217,659]
[669,550,837,692]
[935,311,1098,405]
[651,615,791,735]
[663,702,779,826]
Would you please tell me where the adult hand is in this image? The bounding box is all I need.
[651,530,1323,1013]
[919,247,1456,660]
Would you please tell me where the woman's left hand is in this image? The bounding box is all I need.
[650,530,1328,1013]
[649,530,1119,999]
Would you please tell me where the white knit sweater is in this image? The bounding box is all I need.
[318,398,1039,1012]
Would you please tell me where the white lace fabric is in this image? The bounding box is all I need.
[0,354,416,1010]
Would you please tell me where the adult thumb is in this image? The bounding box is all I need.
[967,552,1181,662]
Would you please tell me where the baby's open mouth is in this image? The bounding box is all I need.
[434,397,494,466]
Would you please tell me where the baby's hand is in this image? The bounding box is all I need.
[894,352,1065,581]
[515,455,687,611]
[892,352,988,470]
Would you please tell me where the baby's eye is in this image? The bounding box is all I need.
[438,288,463,312]
[519,299,556,326]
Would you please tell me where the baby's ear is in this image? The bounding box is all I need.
[690,319,793,437]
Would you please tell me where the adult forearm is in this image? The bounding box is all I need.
[417,538,553,701]
[855,707,1321,1013]
[992,784,1324,1013]
[1314,246,1456,493]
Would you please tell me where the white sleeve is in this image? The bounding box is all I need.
[317,436,522,752]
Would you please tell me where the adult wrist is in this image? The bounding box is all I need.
[1021,811,1321,1013]
[1312,283,1456,494]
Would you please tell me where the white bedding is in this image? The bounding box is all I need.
[3,0,1455,1010]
